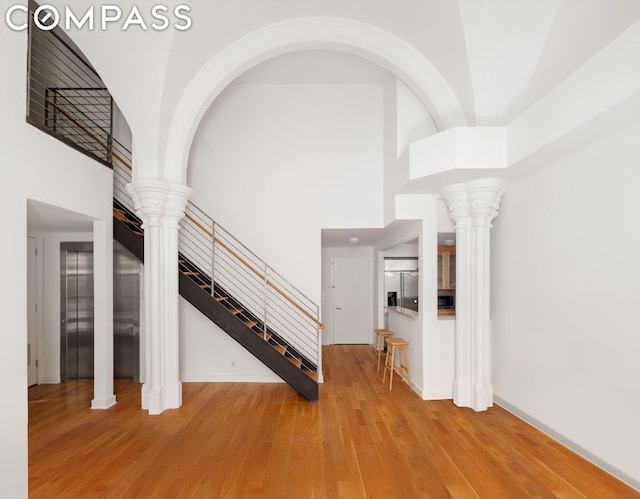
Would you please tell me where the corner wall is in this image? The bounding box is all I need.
[492,122,640,487]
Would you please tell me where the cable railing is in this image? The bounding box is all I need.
[183,203,322,364]
[111,141,323,377]
[27,0,113,166]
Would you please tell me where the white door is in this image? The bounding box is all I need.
[332,258,371,344]
[27,237,38,387]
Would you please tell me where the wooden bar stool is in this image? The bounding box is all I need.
[372,329,393,372]
[383,337,412,390]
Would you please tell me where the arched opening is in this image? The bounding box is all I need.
[163,16,467,184]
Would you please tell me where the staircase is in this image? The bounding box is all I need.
[112,143,321,402]
[25,16,321,401]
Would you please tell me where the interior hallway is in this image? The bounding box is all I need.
[29,345,639,498]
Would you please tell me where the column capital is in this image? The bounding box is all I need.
[165,184,193,228]
[126,178,192,226]
[466,178,506,228]
[440,182,470,227]
[441,178,506,228]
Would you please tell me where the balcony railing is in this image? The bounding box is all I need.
[27,0,113,166]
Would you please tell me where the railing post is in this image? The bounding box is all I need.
[211,221,216,297]
[316,308,323,383]
[107,97,114,167]
[263,263,268,340]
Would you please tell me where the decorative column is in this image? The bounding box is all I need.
[441,178,506,412]
[127,179,192,415]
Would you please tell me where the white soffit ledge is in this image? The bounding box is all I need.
[409,126,507,180]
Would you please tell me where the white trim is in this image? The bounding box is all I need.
[495,396,640,493]
[422,388,453,400]
[91,395,117,410]
[181,375,284,383]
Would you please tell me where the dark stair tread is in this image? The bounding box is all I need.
[215,296,229,302]
[244,320,258,328]
[274,344,287,355]
[229,308,243,315]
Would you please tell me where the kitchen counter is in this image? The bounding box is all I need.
[386,306,419,319]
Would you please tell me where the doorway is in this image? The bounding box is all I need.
[331,257,372,344]
[60,242,95,382]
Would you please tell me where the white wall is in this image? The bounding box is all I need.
[0,26,114,497]
[383,77,439,226]
[188,82,384,302]
[492,121,640,487]
[396,79,439,157]
[179,298,281,382]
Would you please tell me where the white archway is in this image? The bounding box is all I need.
[163,16,468,183]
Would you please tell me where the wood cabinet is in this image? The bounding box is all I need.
[437,246,456,290]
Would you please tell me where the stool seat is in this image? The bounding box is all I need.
[382,337,412,390]
[373,329,394,372]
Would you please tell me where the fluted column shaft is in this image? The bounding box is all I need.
[126,179,192,415]
[441,178,505,412]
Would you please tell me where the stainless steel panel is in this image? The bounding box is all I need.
[76,250,94,379]
[113,242,140,380]
[401,271,419,312]
[60,242,94,383]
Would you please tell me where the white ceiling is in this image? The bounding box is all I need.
[27,199,94,233]
[321,221,416,249]
[236,50,389,84]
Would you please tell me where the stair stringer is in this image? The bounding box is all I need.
[113,215,319,402]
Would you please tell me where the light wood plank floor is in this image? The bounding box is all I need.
[29,345,638,498]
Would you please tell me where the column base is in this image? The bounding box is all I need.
[141,382,182,414]
[471,383,493,412]
[145,384,165,415]
[165,381,182,410]
[453,380,472,408]
[91,395,117,410]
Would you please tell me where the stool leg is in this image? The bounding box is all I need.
[382,345,390,383]
[401,346,412,389]
[372,337,377,368]
[388,345,395,390]
[376,337,385,372]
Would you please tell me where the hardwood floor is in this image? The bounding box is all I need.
[29,345,638,498]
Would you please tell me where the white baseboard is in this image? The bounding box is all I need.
[181,374,283,383]
[41,377,60,384]
[91,395,117,409]
[422,388,453,400]
[494,396,640,493]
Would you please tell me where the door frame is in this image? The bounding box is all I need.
[27,237,39,386]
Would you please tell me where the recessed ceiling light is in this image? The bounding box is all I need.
[349,237,360,244]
